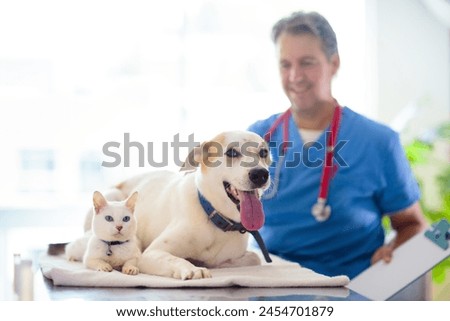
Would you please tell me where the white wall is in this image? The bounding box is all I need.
[375,0,449,141]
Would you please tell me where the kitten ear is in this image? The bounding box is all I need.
[93,191,108,214]
[125,191,139,213]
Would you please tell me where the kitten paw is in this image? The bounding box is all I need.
[95,262,113,272]
[122,265,139,275]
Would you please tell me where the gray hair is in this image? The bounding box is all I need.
[271,11,338,59]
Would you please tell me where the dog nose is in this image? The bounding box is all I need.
[249,168,269,187]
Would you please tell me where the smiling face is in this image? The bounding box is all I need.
[277,32,340,113]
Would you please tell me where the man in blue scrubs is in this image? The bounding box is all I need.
[248,11,427,279]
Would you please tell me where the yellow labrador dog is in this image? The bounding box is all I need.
[85,131,271,280]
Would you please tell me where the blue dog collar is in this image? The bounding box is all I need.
[197,190,246,233]
[197,190,272,263]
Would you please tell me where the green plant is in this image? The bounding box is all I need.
[404,122,450,284]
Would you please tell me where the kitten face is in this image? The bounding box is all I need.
[92,191,138,242]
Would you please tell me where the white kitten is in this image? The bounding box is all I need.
[67,191,141,275]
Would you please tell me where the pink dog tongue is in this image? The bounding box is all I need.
[239,191,264,231]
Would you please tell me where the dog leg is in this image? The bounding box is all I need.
[65,232,91,261]
[218,251,261,268]
[138,249,212,280]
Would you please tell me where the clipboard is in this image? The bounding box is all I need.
[347,219,450,300]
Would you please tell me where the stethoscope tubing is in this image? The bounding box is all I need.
[262,103,342,221]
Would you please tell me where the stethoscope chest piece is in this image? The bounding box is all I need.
[311,198,331,222]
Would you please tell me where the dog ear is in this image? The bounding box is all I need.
[179,141,218,172]
[93,191,108,214]
[179,145,202,172]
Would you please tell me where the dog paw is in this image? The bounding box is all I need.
[219,251,261,268]
[242,251,261,266]
[175,267,211,280]
[122,265,139,275]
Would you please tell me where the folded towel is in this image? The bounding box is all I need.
[40,254,349,289]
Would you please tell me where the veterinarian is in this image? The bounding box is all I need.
[248,11,427,280]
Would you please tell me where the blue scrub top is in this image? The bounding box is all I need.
[248,107,420,279]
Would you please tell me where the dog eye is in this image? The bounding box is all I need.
[259,149,269,158]
[225,149,241,158]
[105,215,114,222]
[122,216,130,222]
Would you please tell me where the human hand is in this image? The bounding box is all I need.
[370,244,394,265]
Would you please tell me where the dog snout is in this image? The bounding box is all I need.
[249,168,269,187]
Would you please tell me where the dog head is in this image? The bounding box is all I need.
[181,130,271,231]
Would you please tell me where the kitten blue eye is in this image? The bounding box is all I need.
[122,216,130,222]
[105,215,114,222]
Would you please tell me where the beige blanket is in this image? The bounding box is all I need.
[40,253,349,289]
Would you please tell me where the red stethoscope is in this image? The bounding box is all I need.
[263,103,342,222]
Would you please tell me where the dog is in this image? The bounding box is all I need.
[84,130,271,280]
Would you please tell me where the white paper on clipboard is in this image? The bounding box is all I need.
[348,222,450,301]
